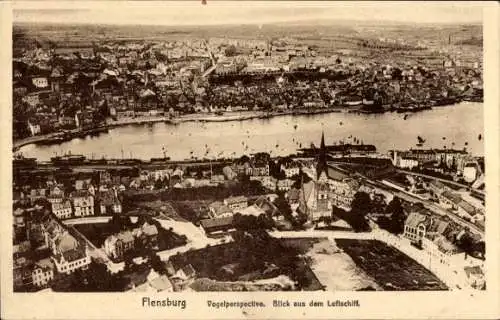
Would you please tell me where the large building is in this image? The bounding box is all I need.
[50,231,91,274]
[294,132,359,222]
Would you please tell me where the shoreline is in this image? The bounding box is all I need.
[13,100,482,150]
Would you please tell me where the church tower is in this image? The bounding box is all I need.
[316,131,328,181]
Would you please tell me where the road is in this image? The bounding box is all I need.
[269,230,374,240]
[64,216,112,225]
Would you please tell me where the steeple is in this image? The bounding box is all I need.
[316,131,328,179]
[320,131,326,152]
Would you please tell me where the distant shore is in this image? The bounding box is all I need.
[12,100,482,151]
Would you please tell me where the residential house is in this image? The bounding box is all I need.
[51,200,73,219]
[103,231,135,261]
[133,222,159,249]
[234,159,252,176]
[208,201,233,218]
[403,210,430,244]
[281,162,300,178]
[98,190,122,215]
[24,91,43,106]
[32,77,49,89]
[224,196,248,211]
[47,191,64,205]
[142,222,159,248]
[48,185,65,197]
[172,264,196,281]
[29,188,47,204]
[71,191,95,217]
[235,205,266,217]
[199,216,234,235]
[75,179,93,191]
[250,160,270,177]
[13,208,26,229]
[277,178,294,192]
[438,190,462,210]
[28,119,41,136]
[130,269,173,292]
[210,174,225,185]
[250,175,277,191]
[74,110,95,128]
[13,255,33,291]
[428,180,450,198]
[31,258,55,287]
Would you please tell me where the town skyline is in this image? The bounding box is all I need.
[13,2,484,26]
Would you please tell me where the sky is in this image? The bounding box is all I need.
[13,1,484,26]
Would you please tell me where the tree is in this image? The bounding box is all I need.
[385,197,406,234]
[350,192,373,216]
[273,193,293,218]
[224,45,237,57]
[52,262,127,292]
[149,253,166,275]
[371,194,386,215]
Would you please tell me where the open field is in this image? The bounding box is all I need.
[336,239,448,290]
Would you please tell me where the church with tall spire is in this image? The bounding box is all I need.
[293,132,360,222]
[316,131,328,181]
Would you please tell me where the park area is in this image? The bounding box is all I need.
[169,231,324,291]
[335,239,448,290]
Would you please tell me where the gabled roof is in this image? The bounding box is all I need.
[225,196,247,204]
[56,232,79,252]
[200,216,233,229]
[149,275,173,292]
[441,191,462,204]
[142,222,158,236]
[209,201,232,216]
[61,247,86,262]
[235,205,264,217]
[405,211,429,229]
[181,264,196,278]
[433,236,461,255]
[464,266,483,278]
[35,258,55,271]
[458,200,476,215]
[52,200,72,211]
[117,231,134,243]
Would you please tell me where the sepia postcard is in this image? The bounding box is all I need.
[1,1,499,319]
